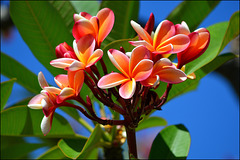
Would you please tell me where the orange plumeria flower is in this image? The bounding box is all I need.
[98,45,153,99]
[72,8,114,48]
[175,21,210,69]
[50,35,103,72]
[129,20,190,55]
[173,63,196,80]
[141,58,187,87]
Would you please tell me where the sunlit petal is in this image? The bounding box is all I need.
[50,58,75,69]
[73,70,84,95]
[57,87,75,103]
[41,113,54,136]
[108,49,129,77]
[129,40,155,52]
[86,49,103,68]
[131,20,153,44]
[38,72,49,89]
[175,21,190,35]
[158,68,187,84]
[119,79,136,99]
[68,61,85,71]
[28,94,45,109]
[54,74,69,89]
[155,44,173,54]
[98,72,129,89]
[132,59,153,81]
[43,87,61,95]
[141,75,159,87]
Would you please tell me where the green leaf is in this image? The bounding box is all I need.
[186,11,240,75]
[9,1,74,76]
[70,1,100,15]
[0,105,85,138]
[1,52,41,94]
[167,1,220,31]
[10,97,33,107]
[1,136,45,159]
[58,124,102,159]
[149,124,191,159]
[1,78,16,110]
[100,1,139,48]
[136,116,167,132]
[37,145,70,159]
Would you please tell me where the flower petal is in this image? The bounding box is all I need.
[68,60,85,71]
[57,87,75,103]
[41,113,54,136]
[98,72,129,89]
[175,21,190,35]
[54,74,69,89]
[72,19,96,42]
[132,59,153,81]
[86,49,103,68]
[129,40,155,52]
[97,8,115,45]
[38,72,49,89]
[153,20,175,49]
[141,75,159,87]
[73,70,84,95]
[159,34,190,53]
[158,67,187,84]
[155,43,173,55]
[131,20,153,44]
[119,79,136,99]
[152,58,175,75]
[28,94,45,109]
[50,58,75,69]
[75,34,96,64]
[108,49,129,77]
[43,87,61,95]
[129,45,151,74]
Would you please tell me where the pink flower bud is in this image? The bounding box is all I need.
[55,42,78,59]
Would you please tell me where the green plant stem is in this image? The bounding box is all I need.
[78,118,94,133]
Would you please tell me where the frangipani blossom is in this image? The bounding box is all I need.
[141,58,187,87]
[73,8,114,47]
[98,45,153,99]
[28,72,60,135]
[175,21,210,69]
[50,35,103,72]
[129,20,190,55]
[173,63,196,80]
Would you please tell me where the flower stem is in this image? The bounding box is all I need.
[125,126,138,159]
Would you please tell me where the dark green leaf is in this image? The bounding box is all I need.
[0,105,86,138]
[186,11,240,75]
[1,78,16,110]
[70,1,100,15]
[136,116,167,132]
[100,1,139,48]
[58,124,102,159]
[10,1,74,76]
[149,124,191,159]
[167,1,220,31]
[1,52,41,94]
[1,136,45,159]
[37,145,70,159]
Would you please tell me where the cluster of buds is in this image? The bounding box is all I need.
[28,8,210,136]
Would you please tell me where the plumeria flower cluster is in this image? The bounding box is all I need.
[28,8,210,137]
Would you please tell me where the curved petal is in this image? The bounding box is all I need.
[72,19,96,42]
[159,34,190,53]
[119,79,136,99]
[76,34,96,64]
[86,49,103,68]
[108,49,129,77]
[141,75,159,87]
[153,20,175,49]
[68,61,85,71]
[43,87,61,95]
[74,12,92,21]
[152,58,175,74]
[97,8,115,45]
[131,20,153,44]
[38,72,49,89]
[57,87,75,103]
[54,74,69,89]
[129,40,155,52]
[41,112,54,136]
[90,16,99,35]
[73,70,84,95]
[175,21,190,35]
[155,43,173,55]
[158,68,187,84]
[129,45,151,73]
[132,59,153,81]
[98,72,129,89]
[50,58,75,69]
[28,94,45,109]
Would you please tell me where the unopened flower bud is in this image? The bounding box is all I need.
[55,42,78,59]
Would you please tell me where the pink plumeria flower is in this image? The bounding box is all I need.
[28,72,60,135]
[50,35,103,72]
[141,58,187,87]
[175,21,210,69]
[55,42,78,60]
[129,20,190,55]
[72,8,114,48]
[98,45,153,99]
[173,62,196,80]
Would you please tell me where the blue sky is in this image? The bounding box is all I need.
[1,1,239,159]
